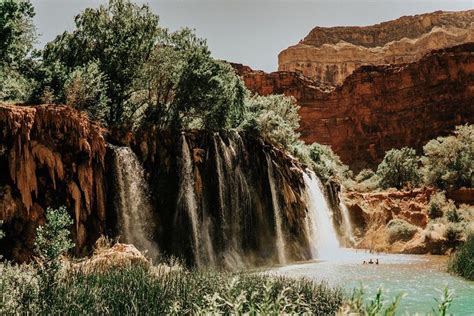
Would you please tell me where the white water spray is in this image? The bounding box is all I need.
[265,153,287,264]
[303,171,342,260]
[111,145,159,259]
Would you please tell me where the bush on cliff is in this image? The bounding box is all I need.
[376,147,421,189]
[387,219,418,243]
[422,125,474,190]
[449,233,474,280]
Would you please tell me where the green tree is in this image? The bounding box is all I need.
[173,49,246,130]
[422,125,473,189]
[64,61,110,124]
[376,147,420,189]
[0,0,37,102]
[0,0,35,66]
[42,0,161,124]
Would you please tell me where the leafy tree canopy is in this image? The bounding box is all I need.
[376,147,421,189]
[422,124,473,189]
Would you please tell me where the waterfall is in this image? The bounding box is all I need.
[265,153,287,264]
[303,170,342,260]
[339,193,356,244]
[177,135,202,266]
[214,133,250,268]
[111,145,159,259]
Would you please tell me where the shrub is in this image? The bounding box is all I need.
[428,192,446,219]
[376,147,421,189]
[446,207,463,223]
[307,142,351,183]
[448,233,474,280]
[356,168,375,182]
[34,206,74,275]
[422,125,473,189]
[240,94,300,150]
[387,219,418,243]
[443,224,462,249]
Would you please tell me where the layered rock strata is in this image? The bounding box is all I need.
[279,10,474,85]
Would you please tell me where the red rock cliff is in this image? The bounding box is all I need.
[0,104,107,261]
[279,10,473,85]
[235,44,474,170]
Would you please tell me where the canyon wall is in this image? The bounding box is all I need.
[279,10,474,85]
[235,43,474,170]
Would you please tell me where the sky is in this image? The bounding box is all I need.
[30,0,473,72]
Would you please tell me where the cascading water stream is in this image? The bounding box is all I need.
[265,153,287,264]
[303,170,343,260]
[177,135,202,266]
[111,145,159,259]
[339,192,356,244]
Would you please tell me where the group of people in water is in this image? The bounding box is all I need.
[362,258,379,265]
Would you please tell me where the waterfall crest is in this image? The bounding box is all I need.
[111,145,159,259]
[303,170,342,260]
[265,153,287,264]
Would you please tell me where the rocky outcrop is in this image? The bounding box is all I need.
[279,10,474,85]
[344,187,473,254]
[0,104,107,262]
[235,44,474,170]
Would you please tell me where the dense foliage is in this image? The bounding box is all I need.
[449,233,474,280]
[422,125,474,189]
[0,0,37,101]
[376,147,421,189]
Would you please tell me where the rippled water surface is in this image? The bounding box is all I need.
[269,250,474,314]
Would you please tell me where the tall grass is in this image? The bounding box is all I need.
[449,233,474,280]
[0,264,344,314]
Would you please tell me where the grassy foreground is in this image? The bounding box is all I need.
[0,263,344,314]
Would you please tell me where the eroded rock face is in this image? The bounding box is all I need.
[0,104,107,261]
[279,10,474,85]
[344,187,473,255]
[235,44,474,170]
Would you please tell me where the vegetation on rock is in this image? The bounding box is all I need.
[449,233,474,280]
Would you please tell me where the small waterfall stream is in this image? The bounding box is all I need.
[177,135,202,266]
[303,171,342,260]
[339,193,356,244]
[111,145,159,259]
[265,153,287,264]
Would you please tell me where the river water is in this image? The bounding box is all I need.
[270,250,474,314]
